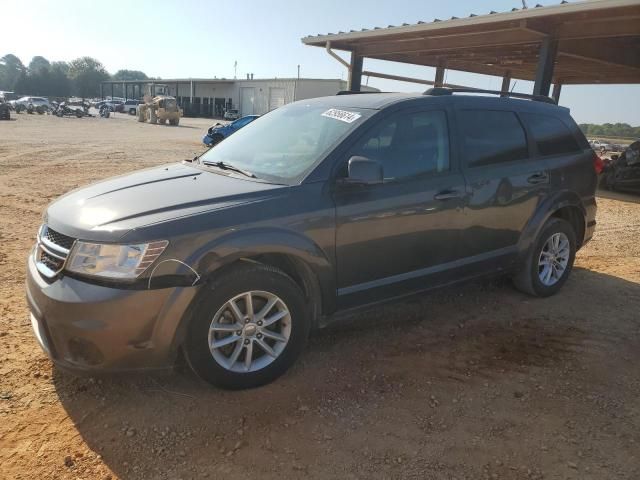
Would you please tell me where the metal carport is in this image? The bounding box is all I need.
[301,0,640,101]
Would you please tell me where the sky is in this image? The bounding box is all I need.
[1,0,638,125]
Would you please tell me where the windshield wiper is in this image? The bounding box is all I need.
[201,160,256,178]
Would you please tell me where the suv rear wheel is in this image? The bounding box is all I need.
[185,263,310,389]
[513,217,576,297]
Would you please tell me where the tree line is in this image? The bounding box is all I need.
[579,123,640,139]
[0,54,148,99]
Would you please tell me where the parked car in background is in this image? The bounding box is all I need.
[590,139,612,152]
[600,141,640,194]
[0,91,18,102]
[26,89,598,389]
[203,115,260,147]
[223,108,240,120]
[106,100,125,113]
[608,143,625,152]
[12,96,50,114]
[52,102,89,118]
[94,99,124,112]
[0,99,11,120]
[124,99,139,115]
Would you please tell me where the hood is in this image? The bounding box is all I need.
[46,162,284,241]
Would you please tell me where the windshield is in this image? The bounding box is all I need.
[200,103,372,183]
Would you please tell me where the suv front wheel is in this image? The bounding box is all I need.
[185,263,310,389]
[513,217,576,297]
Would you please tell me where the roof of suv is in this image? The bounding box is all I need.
[303,91,567,115]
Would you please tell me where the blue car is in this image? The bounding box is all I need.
[203,115,260,147]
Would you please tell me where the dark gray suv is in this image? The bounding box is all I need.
[26,89,598,389]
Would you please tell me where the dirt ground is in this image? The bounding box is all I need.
[1,112,639,480]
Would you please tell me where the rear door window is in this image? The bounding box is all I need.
[520,112,581,156]
[459,110,528,167]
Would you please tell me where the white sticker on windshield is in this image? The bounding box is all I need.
[322,108,362,124]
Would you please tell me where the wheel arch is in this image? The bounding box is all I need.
[518,190,587,261]
[193,229,334,315]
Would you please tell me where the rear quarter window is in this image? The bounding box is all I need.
[459,110,528,167]
[521,112,581,156]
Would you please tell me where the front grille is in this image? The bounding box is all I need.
[40,250,64,272]
[44,227,75,251]
[35,225,76,278]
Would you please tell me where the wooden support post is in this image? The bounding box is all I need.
[533,37,558,97]
[552,83,562,103]
[348,52,363,91]
[434,62,446,88]
[501,71,512,95]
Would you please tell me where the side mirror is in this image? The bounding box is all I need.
[341,156,383,185]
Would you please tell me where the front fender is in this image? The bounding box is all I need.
[185,227,337,313]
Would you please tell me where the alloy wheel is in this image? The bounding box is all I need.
[208,291,291,373]
[538,232,570,286]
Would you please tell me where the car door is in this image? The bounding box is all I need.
[332,106,467,308]
[456,107,550,271]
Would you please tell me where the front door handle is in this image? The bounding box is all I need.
[434,190,462,201]
[527,172,549,184]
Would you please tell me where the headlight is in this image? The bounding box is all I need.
[67,240,168,279]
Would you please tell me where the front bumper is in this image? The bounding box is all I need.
[26,252,199,373]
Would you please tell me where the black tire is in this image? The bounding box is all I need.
[129,108,136,115]
[185,263,310,389]
[512,217,576,297]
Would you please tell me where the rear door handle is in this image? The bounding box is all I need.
[527,172,549,184]
[434,190,462,201]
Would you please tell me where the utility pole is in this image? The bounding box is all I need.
[297,64,300,79]
[522,0,528,9]
[234,61,237,79]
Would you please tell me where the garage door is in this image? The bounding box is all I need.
[240,87,255,116]
[269,87,286,111]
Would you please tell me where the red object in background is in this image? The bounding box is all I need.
[593,151,605,174]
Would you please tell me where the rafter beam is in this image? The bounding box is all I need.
[354,28,544,57]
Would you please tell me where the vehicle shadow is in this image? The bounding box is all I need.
[53,267,640,479]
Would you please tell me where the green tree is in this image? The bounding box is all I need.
[0,54,26,91]
[68,56,110,99]
[28,56,51,74]
[580,123,640,139]
[51,61,69,75]
[112,69,148,81]
[24,56,52,96]
[48,62,71,98]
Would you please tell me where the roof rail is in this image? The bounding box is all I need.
[336,90,386,95]
[424,87,556,104]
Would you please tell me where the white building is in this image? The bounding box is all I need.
[101,77,378,118]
